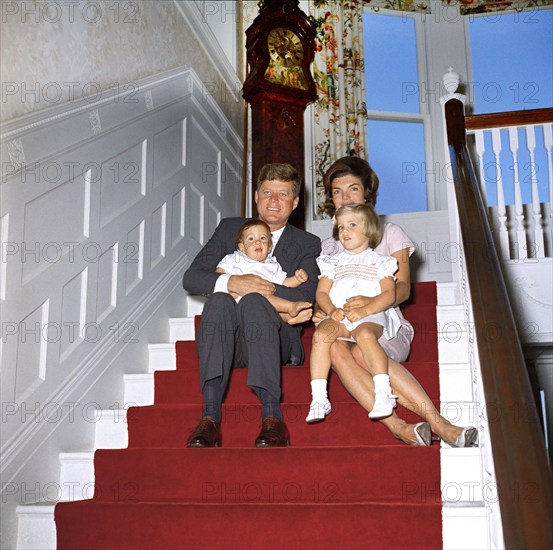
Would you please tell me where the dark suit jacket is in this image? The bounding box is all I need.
[182,217,321,364]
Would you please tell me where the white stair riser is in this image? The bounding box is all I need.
[147,343,176,372]
[168,318,196,342]
[442,507,490,550]
[441,448,483,502]
[16,506,57,550]
[124,374,155,406]
[59,453,95,501]
[94,410,129,449]
[440,363,473,402]
[186,295,207,317]
[437,282,460,306]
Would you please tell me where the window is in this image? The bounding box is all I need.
[363,10,430,215]
[468,9,552,206]
[468,9,552,114]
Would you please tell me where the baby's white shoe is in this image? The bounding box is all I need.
[368,392,397,419]
[306,398,332,423]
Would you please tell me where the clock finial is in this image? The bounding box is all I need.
[259,0,301,15]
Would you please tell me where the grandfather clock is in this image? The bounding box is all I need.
[242,0,317,228]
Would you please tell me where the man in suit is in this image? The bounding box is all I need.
[182,163,321,447]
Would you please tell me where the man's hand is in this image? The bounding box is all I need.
[228,274,275,297]
[294,269,308,284]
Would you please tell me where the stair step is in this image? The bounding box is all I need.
[93,410,129,450]
[59,453,95,501]
[92,446,440,503]
[174,329,439,370]
[441,447,482,502]
[147,343,176,372]
[126,401,441,449]
[124,374,154,406]
[55,500,442,550]
[442,504,490,549]
[168,317,195,342]
[16,503,57,550]
[154,362,440,404]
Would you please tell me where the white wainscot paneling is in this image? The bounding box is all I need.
[223,158,242,214]
[59,268,88,361]
[1,67,243,549]
[153,119,186,187]
[125,220,145,294]
[150,203,167,269]
[189,185,205,245]
[96,243,119,323]
[22,170,90,284]
[99,141,147,228]
[14,301,49,401]
[171,187,186,248]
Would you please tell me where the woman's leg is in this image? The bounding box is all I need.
[330,341,425,445]
[349,345,465,443]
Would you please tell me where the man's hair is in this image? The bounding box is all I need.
[257,163,301,198]
[332,203,382,249]
[235,219,273,247]
[323,156,379,216]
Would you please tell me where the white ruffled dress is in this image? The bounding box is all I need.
[317,248,402,338]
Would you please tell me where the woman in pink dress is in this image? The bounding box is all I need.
[315,156,476,447]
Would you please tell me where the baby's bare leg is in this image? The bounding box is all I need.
[266,295,311,316]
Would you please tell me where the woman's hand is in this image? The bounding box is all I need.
[343,295,374,312]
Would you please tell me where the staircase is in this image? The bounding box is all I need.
[16,282,489,549]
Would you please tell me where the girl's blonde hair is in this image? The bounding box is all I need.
[333,204,382,249]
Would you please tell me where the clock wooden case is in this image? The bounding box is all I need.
[242,0,317,228]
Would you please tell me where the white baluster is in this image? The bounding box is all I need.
[543,123,552,232]
[526,125,545,258]
[474,130,488,204]
[508,127,526,259]
[491,128,510,259]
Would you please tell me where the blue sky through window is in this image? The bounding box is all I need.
[469,9,553,114]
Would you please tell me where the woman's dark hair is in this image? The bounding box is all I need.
[322,156,379,216]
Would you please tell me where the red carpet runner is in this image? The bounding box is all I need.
[55,282,442,549]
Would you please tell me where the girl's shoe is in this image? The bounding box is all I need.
[306,399,332,423]
[368,393,398,419]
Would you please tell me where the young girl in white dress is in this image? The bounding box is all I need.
[307,204,401,423]
[216,219,312,319]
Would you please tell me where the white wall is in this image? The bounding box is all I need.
[0,63,242,550]
[0,0,243,131]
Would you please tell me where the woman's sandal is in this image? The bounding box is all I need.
[447,426,478,448]
[412,422,432,446]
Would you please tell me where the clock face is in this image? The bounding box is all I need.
[265,27,309,90]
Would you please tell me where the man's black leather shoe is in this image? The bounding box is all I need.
[254,415,290,447]
[186,416,221,447]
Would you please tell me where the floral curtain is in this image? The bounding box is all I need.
[311,0,368,218]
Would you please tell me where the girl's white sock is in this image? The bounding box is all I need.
[373,373,392,395]
[310,378,328,400]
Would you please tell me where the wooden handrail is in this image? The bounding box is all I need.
[465,107,553,130]
[445,98,553,550]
